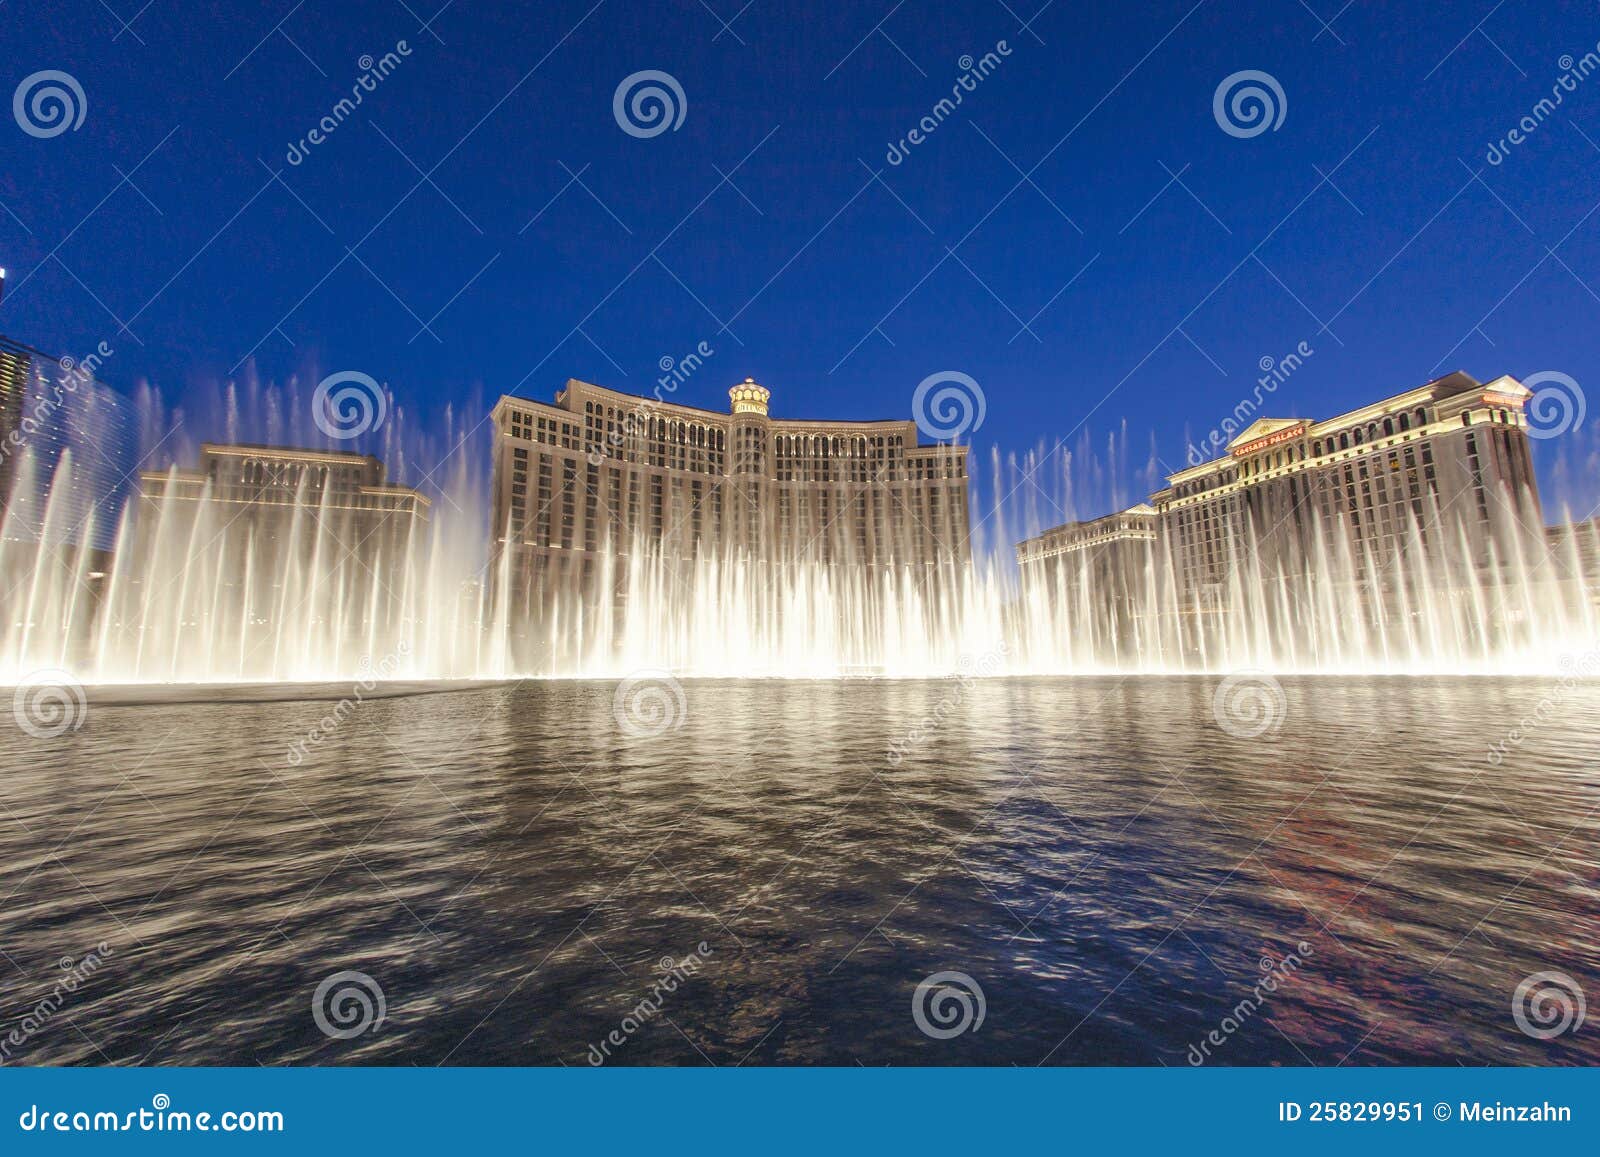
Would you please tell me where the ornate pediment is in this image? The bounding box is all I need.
[1227,418,1308,457]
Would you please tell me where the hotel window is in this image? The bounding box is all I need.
[561,462,576,547]
[1465,433,1489,523]
[535,462,553,546]
[584,464,598,550]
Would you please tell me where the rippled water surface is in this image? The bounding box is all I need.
[2,676,1597,1066]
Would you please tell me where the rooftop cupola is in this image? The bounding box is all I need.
[729,378,771,416]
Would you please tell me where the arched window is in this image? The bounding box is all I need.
[1383,417,1394,437]
[1398,413,1410,432]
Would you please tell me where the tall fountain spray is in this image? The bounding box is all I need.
[1,364,1596,685]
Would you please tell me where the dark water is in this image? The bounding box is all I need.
[2,676,1597,1066]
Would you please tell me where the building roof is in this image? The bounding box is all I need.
[198,442,383,466]
[494,377,958,447]
[1165,370,1496,485]
[1225,417,1308,454]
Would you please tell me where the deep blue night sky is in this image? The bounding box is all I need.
[2,0,1598,523]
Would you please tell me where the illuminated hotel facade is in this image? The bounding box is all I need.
[1017,371,1548,650]
[490,377,970,589]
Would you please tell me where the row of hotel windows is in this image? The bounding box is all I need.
[509,403,964,481]
[775,453,964,483]
[505,447,964,557]
[204,489,419,513]
[1166,432,1532,588]
[570,404,929,469]
[1170,445,1445,574]
[218,459,372,491]
[1022,519,1156,559]
[506,406,730,475]
[146,480,424,523]
[1174,405,1524,497]
[1029,427,1531,593]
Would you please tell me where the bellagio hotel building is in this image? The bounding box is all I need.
[490,377,970,598]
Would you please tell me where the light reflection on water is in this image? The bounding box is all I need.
[0,676,1596,1066]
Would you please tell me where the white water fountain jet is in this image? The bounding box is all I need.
[0,366,514,686]
[3,365,1598,682]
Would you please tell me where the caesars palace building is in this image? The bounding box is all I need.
[489,377,971,604]
[1016,371,1546,632]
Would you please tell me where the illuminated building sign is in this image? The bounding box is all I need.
[1230,422,1308,458]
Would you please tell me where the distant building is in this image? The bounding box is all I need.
[138,443,430,556]
[1546,517,1600,594]
[1015,504,1157,652]
[0,335,28,509]
[1017,371,1548,656]
[0,335,136,552]
[1015,503,1158,569]
[129,445,431,655]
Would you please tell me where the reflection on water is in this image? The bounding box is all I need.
[0,676,1596,1066]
